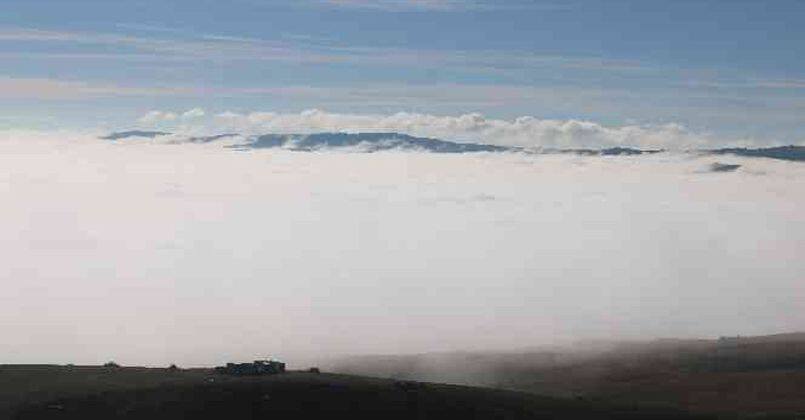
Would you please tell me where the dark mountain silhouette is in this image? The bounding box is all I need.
[555,147,663,156]
[240,132,516,153]
[709,162,741,172]
[707,145,805,162]
[239,134,666,156]
[99,131,803,162]
[100,131,171,140]
[600,147,663,156]
[187,133,239,143]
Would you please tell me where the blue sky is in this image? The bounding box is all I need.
[2,0,805,144]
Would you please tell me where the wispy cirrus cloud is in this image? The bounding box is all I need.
[0,76,192,99]
[3,77,605,104]
[316,0,565,11]
[0,27,327,62]
[0,25,643,73]
[0,28,78,42]
[320,0,475,10]
[5,26,803,88]
[750,79,805,89]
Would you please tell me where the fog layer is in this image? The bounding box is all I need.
[1,132,803,367]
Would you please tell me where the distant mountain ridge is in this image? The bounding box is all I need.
[100,130,171,140]
[100,130,805,161]
[242,132,514,153]
[705,145,805,162]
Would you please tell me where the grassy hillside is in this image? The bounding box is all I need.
[329,333,805,418]
[0,366,709,419]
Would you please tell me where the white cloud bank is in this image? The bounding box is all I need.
[181,107,206,119]
[138,108,206,124]
[1,130,803,367]
[139,109,728,149]
[139,110,178,124]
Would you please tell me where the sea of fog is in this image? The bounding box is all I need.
[1,132,803,367]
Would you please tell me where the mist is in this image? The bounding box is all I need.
[1,131,803,368]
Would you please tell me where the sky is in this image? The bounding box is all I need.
[1,0,805,145]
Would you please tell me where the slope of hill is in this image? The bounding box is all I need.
[0,366,708,420]
[329,333,805,417]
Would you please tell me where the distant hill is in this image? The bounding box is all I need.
[709,162,742,172]
[100,131,805,162]
[706,145,805,162]
[241,132,516,153]
[100,131,171,140]
[556,147,663,156]
[187,133,240,143]
[98,131,662,156]
[240,134,675,156]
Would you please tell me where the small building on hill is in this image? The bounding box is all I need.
[215,359,286,376]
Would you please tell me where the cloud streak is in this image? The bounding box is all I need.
[321,0,468,10]
[316,0,566,11]
[0,25,645,72]
[0,77,192,99]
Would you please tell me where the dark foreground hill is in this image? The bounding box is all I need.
[0,366,709,420]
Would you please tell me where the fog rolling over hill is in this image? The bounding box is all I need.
[328,333,805,416]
